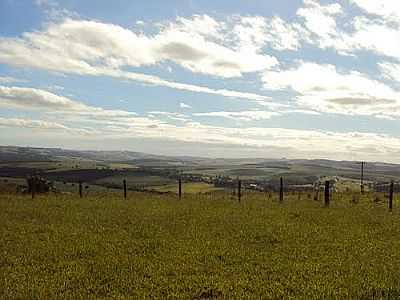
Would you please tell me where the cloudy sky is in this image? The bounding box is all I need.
[1,0,400,162]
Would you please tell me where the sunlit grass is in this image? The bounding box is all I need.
[0,191,399,299]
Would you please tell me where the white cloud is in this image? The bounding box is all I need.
[283,109,320,116]
[232,16,269,52]
[0,86,137,118]
[350,1,400,22]
[101,69,272,102]
[179,102,191,109]
[0,116,66,130]
[297,0,343,48]
[0,17,278,76]
[231,15,308,52]
[45,85,65,91]
[0,76,22,84]
[375,114,396,121]
[4,114,400,162]
[147,15,279,77]
[194,110,280,121]
[35,0,57,8]
[348,16,400,60]
[379,61,400,81]
[0,116,91,135]
[263,61,400,118]
[0,18,277,102]
[294,1,400,61]
[35,0,78,20]
[147,111,190,122]
[1,84,400,162]
[94,124,400,163]
[2,4,400,161]
[264,17,309,51]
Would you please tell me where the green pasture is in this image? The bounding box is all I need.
[0,192,399,299]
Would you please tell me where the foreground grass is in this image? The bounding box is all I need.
[1,192,400,299]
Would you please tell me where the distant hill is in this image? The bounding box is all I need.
[0,146,171,163]
[1,145,400,186]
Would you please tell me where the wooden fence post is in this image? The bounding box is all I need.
[314,183,320,201]
[360,161,365,195]
[324,180,330,207]
[31,176,36,199]
[178,178,182,199]
[79,181,83,198]
[389,181,394,212]
[279,177,284,203]
[123,179,127,199]
[238,180,241,203]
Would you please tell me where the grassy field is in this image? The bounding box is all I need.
[1,192,400,299]
[151,182,224,194]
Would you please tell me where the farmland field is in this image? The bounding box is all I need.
[1,191,400,299]
[151,182,224,194]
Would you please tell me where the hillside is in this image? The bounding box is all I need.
[1,146,399,193]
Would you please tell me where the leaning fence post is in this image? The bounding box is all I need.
[324,180,330,207]
[279,177,284,203]
[178,178,182,199]
[123,179,127,199]
[389,181,394,212]
[238,179,242,203]
[79,181,83,198]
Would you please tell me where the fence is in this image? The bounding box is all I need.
[18,175,397,212]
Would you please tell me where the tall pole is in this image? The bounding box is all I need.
[279,177,284,203]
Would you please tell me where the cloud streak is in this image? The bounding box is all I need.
[0,116,92,135]
[0,86,137,118]
[1,84,400,162]
[194,110,280,121]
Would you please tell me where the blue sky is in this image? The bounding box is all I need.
[1,0,400,162]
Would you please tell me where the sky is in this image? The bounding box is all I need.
[1,0,400,162]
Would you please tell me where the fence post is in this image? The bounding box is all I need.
[389,181,394,212]
[123,179,127,199]
[360,162,365,194]
[279,177,284,203]
[324,180,330,207]
[79,181,83,198]
[314,183,320,201]
[31,176,36,199]
[178,178,182,199]
[238,179,241,203]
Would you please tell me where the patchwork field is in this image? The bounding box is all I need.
[1,192,399,299]
[151,182,223,194]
